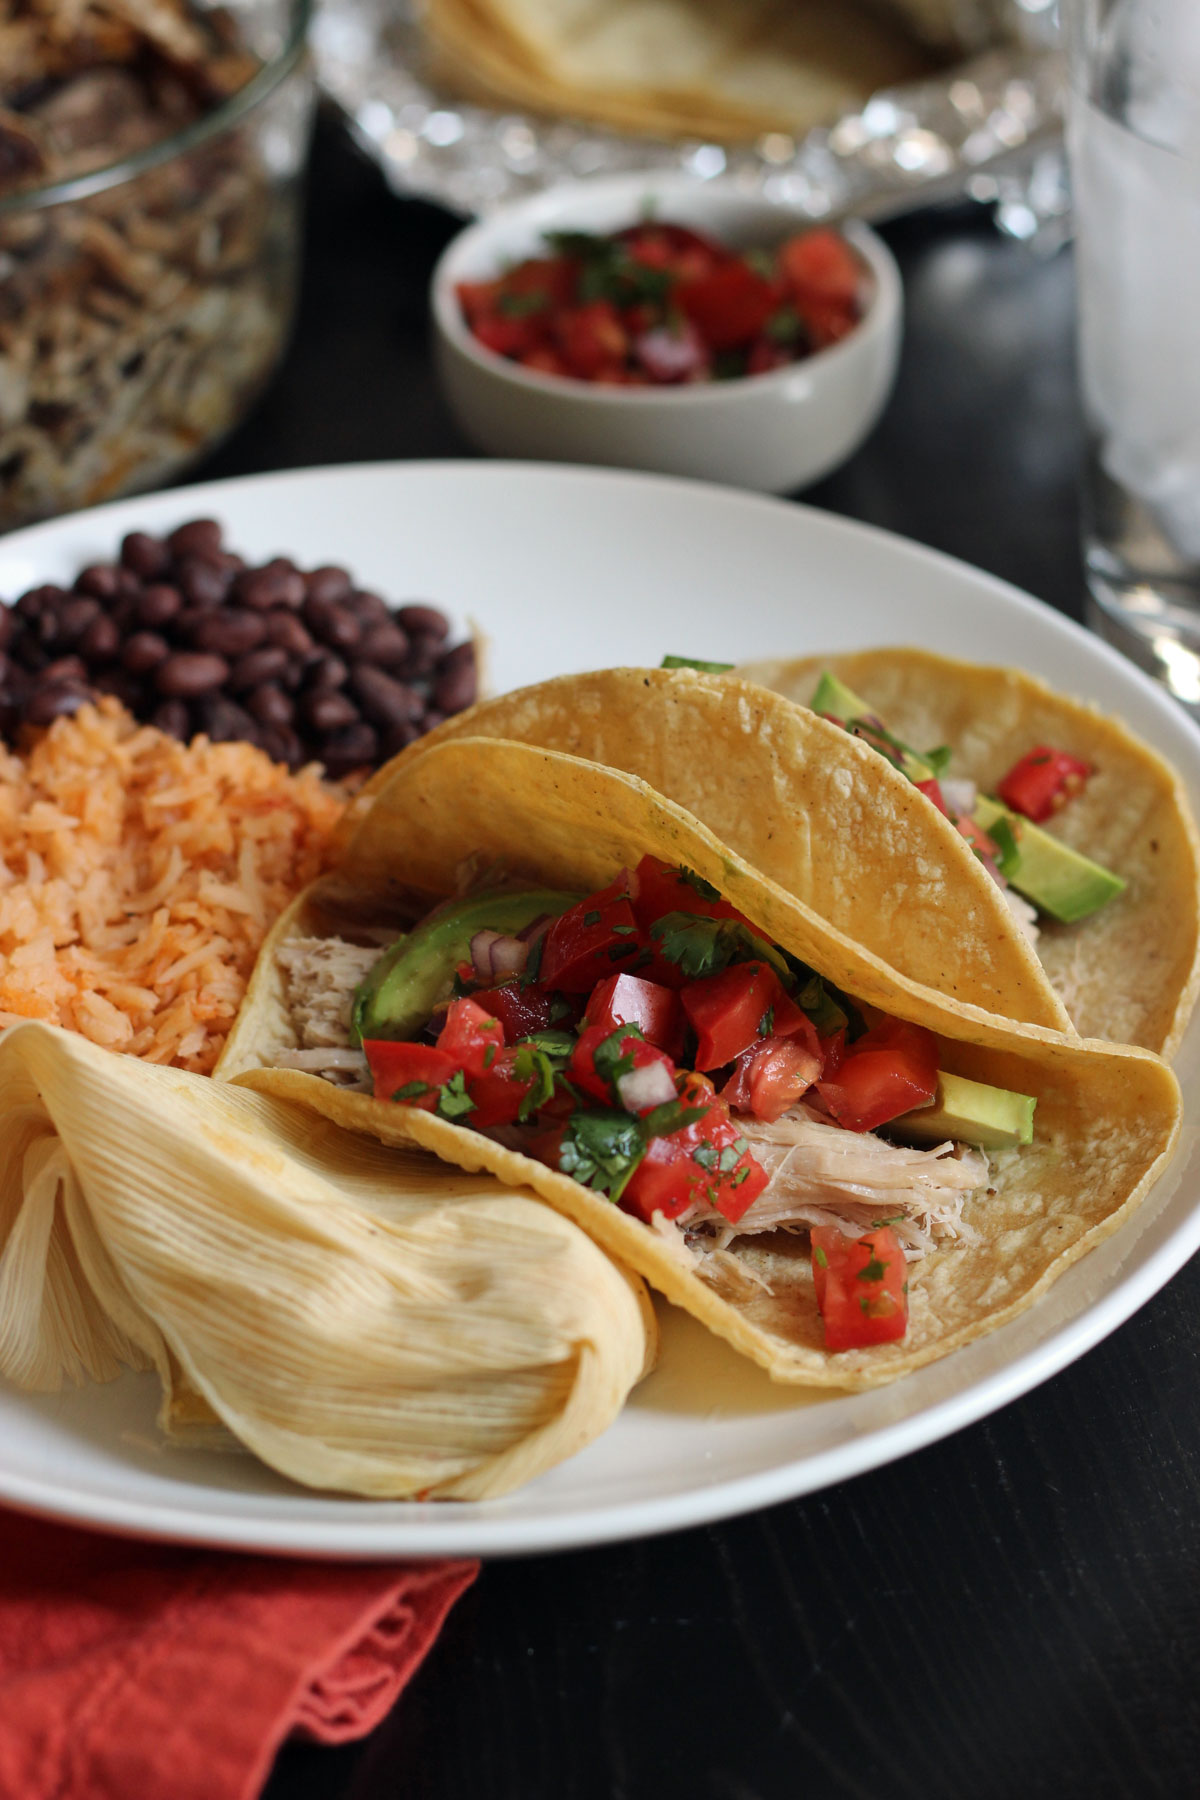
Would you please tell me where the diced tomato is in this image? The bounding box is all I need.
[472,981,556,1040]
[363,1040,457,1109]
[554,301,629,379]
[955,814,1000,859]
[681,962,810,1071]
[817,1017,939,1133]
[455,278,503,322]
[466,1046,536,1128]
[584,972,684,1057]
[617,222,726,282]
[677,262,776,350]
[630,855,748,932]
[997,746,1091,822]
[819,1026,846,1079]
[810,1225,908,1350]
[469,312,546,359]
[915,777,949,816]
[621,1101,768,1226]
[568,1022,675,1108]
[801,300,859,352]
[720,1028,823,1121]
[540,876,643,992]
[520,346,570,377]
[435,996,505,1076]
[779,229,862,308]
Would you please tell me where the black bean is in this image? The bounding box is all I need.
[321,721,380,778]
[236,561,306,611]
[36,610,61,646]
[177,557,230,609]
[120,531,170,579]
[42,655,88,684]
[76,563,123,601]
[301,689,360,734]
[0,608,13,653]
[422,709,445,732]
[151,699,191,741]
[305,653,348,691]
[305,565,352,605]
[122,632,170,675]
[16,585,65,619]
[92,668,145,709]
[380,721,421,760]
[154,652,230,698]
[13,636,49,673]
[345,589,392,626]
[137,584,183,630]
[191,610,268,658]
[78,615,121,664]
[229,646,289,692]
[350,665,423,729]
[304,598,361,652]
[400,635,439,678]
[25,682,90,726]
[194,693,258,743]
[246,683,295,729]
[433,641,477,715]
[398,604,450,641]
[355,622,410,667]
[168,518,224,561]
[57,597,102,645]
[264,612,315,657]
[257,724,303,769]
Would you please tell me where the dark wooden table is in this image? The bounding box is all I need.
[202,119,1200,1800]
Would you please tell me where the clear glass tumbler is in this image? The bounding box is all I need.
[1065,0,1200,699]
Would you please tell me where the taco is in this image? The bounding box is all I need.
[342,665,1073,1035]
[738,648,1200,1057]
[0,1021,655,1500]
[218,737,1181,1391]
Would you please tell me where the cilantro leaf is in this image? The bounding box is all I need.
[758,1005,775,1039]
[392,1080,431,1101]
[435,1071,476,1120]
[987,811,1022,880]
[641,1100,706,1140]
[593,1023,644,1088]
[676,866,721,901]
[650,913,788,982]
[558,1109,646,1202]
[513,1043,556,1120]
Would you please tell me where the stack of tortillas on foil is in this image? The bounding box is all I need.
[421,0,1012,142]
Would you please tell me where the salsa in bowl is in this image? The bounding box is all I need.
[431,172,902,493]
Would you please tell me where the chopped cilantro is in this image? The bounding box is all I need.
[523,1029,576,1060]
[496,288,547,317]
[641,1100,706,1140]
[717,1143,742,1174]
[593,1023,644,1088]
[435,1071,476,1120]
[518,933,544,989]
[558,1109,646,1202]
[607,941,639,961]
[730,1166,750,1188]
[987,811,1022,879]
[924,744,953,779]
[392,1080,431,1101]
[513,1044,556,1120]
[583,909,602,927]
[649,912,788,982]
[692,1142,718,1171]
[611,923,637,935]
[764,305,804,345]
[483,1042,497,1069]
[814,1245,829,1268]
[706,1185,719,1205]
[758,1005,775,1038]
[660,655,736,674]
[857,1251,889,1284]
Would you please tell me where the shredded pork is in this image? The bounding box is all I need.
[273,936,386,1088]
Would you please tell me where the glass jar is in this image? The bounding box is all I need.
[0,0,314,533]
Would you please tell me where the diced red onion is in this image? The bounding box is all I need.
[617,1061,677,1113]
[470,929,529,982]
[941,777,977,816]
[634,324,707,383]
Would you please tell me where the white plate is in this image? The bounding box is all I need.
[3,460,1199,1560]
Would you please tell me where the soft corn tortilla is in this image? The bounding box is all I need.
[739,648,1200,1058]
[422,0,945,143]
[219,737,1181,1392]
[0,1021,655,1500]
[342,666,1072,1034]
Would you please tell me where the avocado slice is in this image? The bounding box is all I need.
[973,796,1125,924]
[353,887,579,1044]
[892,1070,1036,1150]
[809,671,1124,923]
[809,671,934,782]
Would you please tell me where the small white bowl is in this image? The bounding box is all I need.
[431,172,902,494]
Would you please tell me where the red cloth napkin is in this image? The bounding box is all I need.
[0,1511,477,1800]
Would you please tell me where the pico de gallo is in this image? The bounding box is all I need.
[456,222,866,387]
[326,856,1032,1354]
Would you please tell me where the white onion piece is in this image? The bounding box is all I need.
[617,1061,677,1113]
[634,324,707,382]
[941,777,977,816]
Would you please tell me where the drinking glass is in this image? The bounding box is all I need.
[1064,0,1200,701]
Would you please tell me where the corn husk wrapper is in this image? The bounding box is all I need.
[739,649,1200,1058]
[344,667,1071,1034]
[221,737,1182,1392]
[0,1021,656,1500]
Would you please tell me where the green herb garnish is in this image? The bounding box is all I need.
[660,655,735,674]
[392,1080,431,1102]
[436,1071,476,1120]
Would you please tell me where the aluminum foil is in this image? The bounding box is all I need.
[312,0,1065,222]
